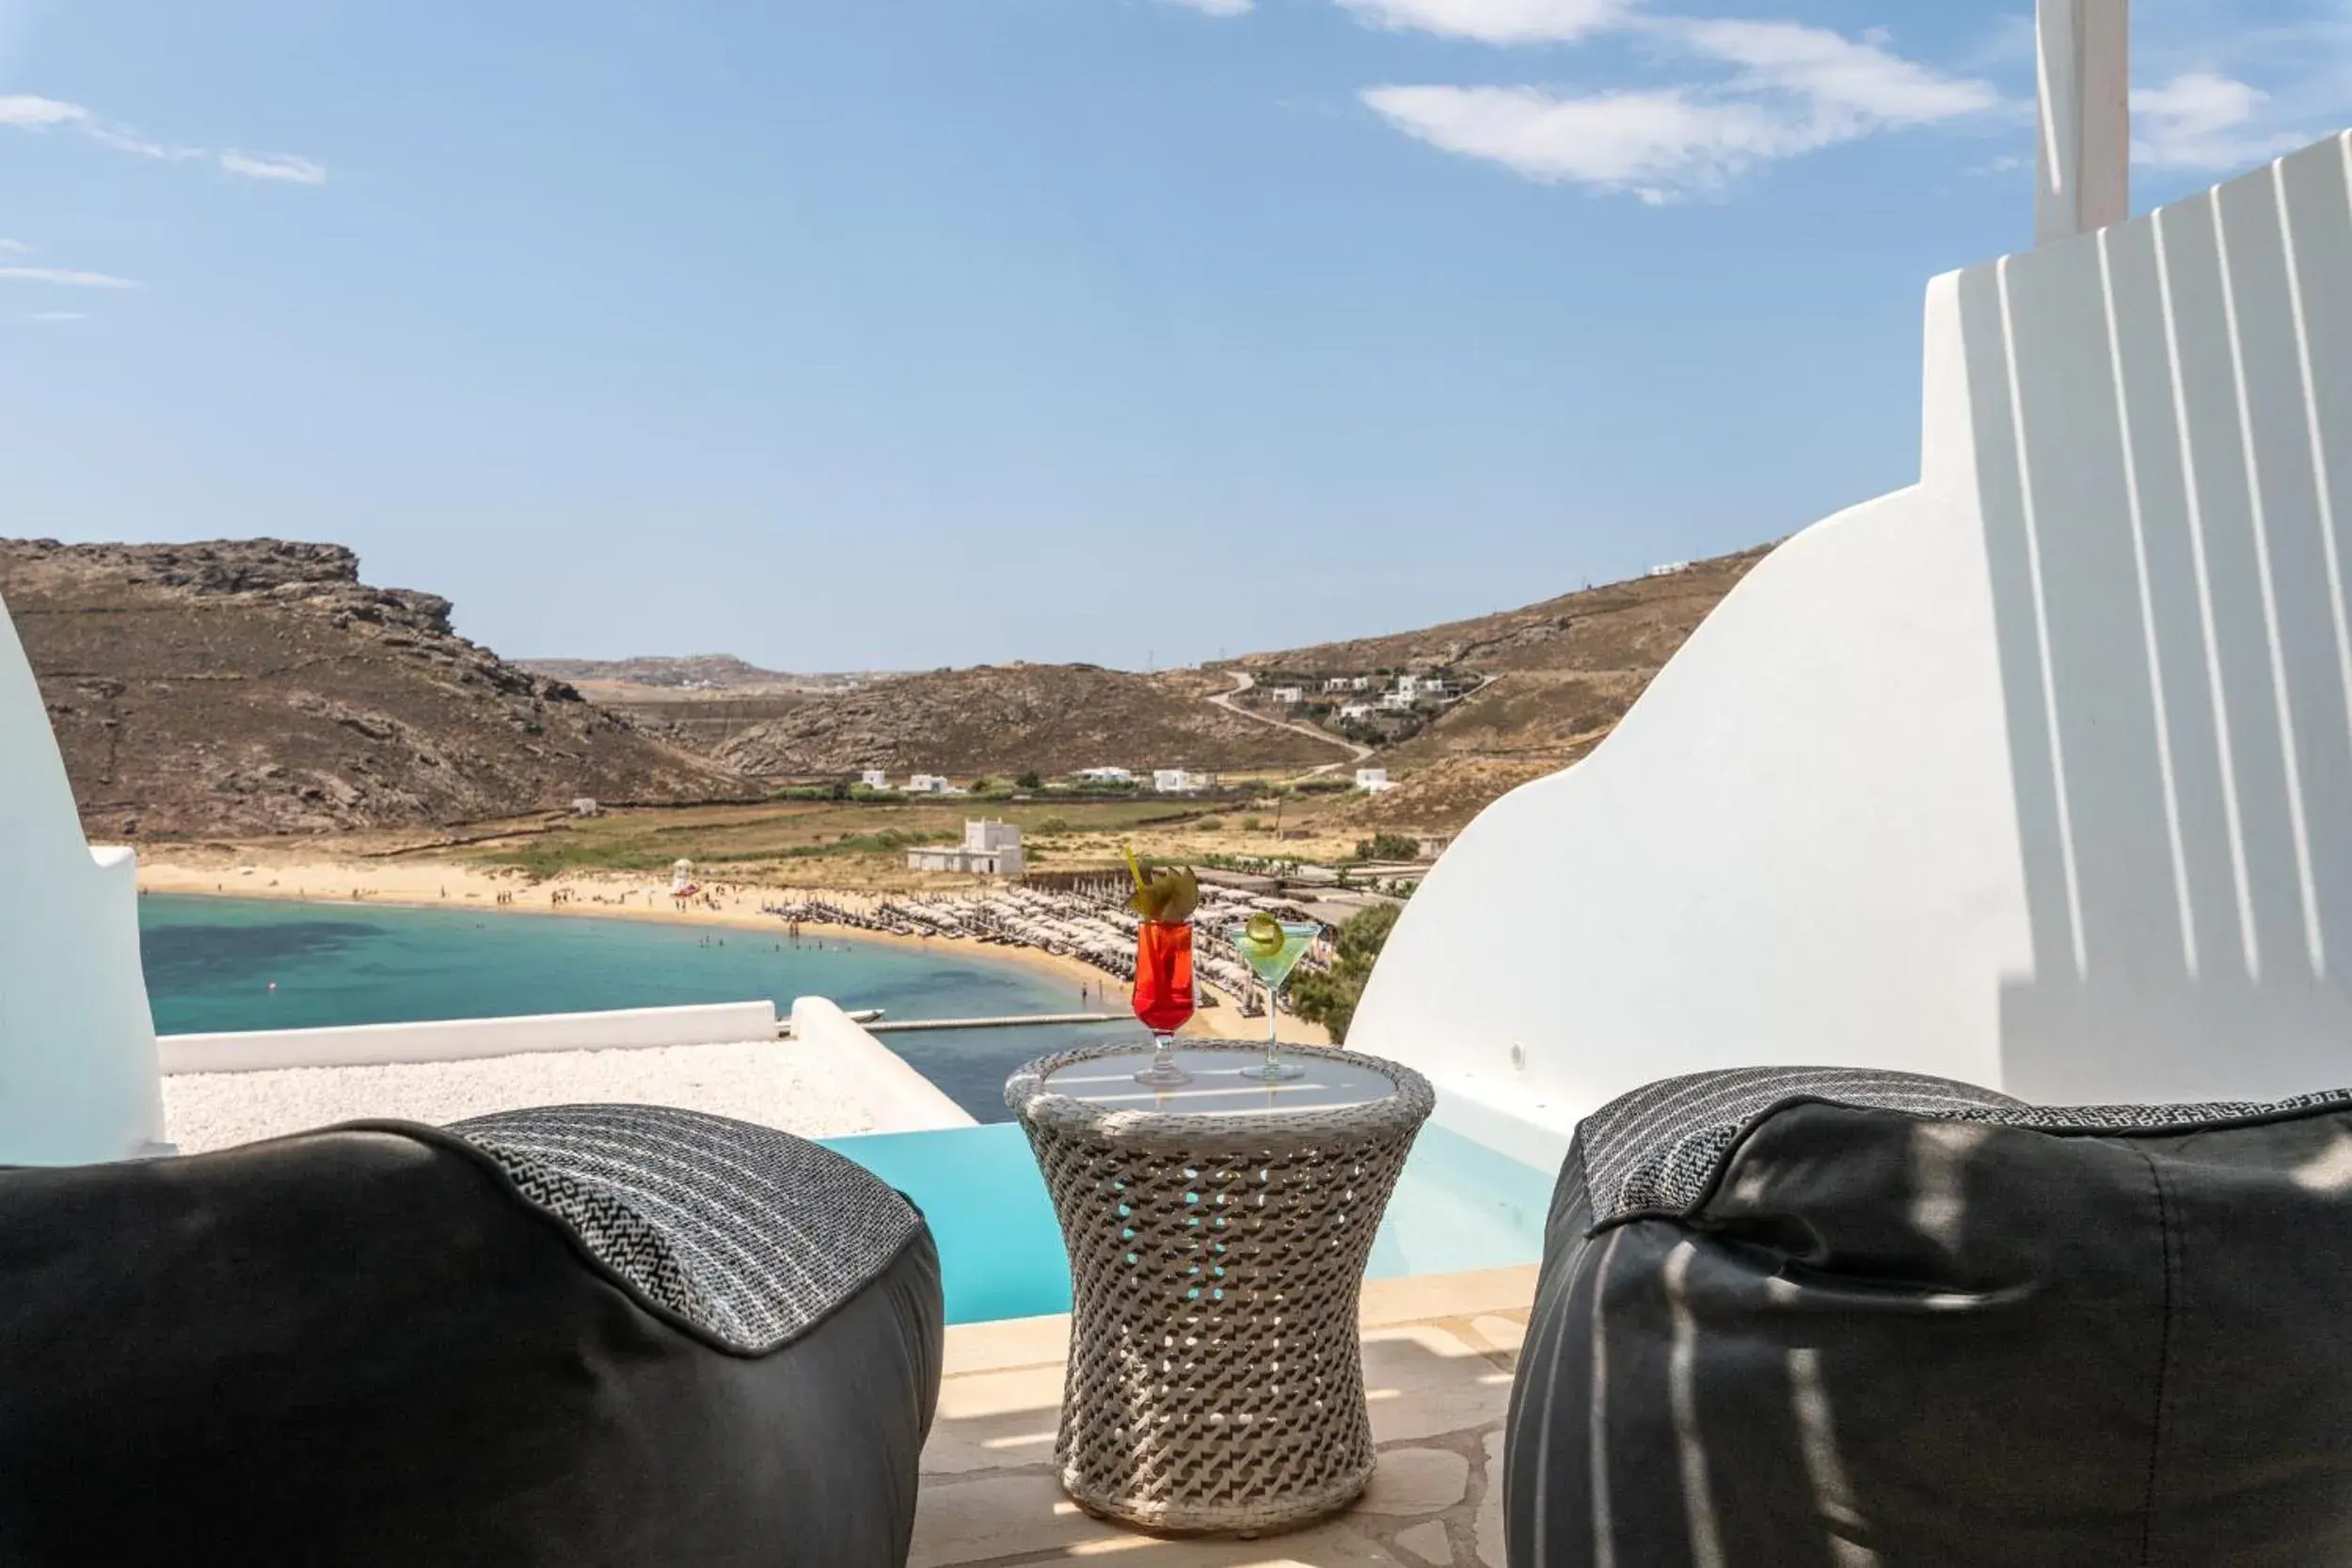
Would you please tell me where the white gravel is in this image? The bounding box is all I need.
[163,1039,887,1154]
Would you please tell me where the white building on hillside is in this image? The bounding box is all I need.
[1323,677,1353,692]
[1339,703,1374,720]
[907,819,1025,877]
[906,773,954,794]
[1271,687,1304,705]
[1075,767,1134,784]
[1153,768,1208,794]
[1356,768,1393,794]
[1395,674,1421,697]
[859,768,889,790]
[1379,690,1415,712]
[1646,561,1692,578]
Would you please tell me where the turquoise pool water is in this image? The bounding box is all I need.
[139,895,1134,1120]
[822,1119,1557,1324]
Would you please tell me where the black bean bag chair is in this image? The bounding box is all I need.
[1504,1067,2352,1567]
[0,1104,943,1567]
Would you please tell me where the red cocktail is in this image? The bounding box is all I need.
[1131,918,1195,1086]
[1133,919,1195,1034]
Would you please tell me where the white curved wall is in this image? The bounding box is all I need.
[0,589,167,1163]
[1353,134,2352,1133]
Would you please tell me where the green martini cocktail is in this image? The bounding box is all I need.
[1228,914,1321,1082]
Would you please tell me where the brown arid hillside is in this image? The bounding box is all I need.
[515,654,877,694]
[712,663,1344,780]
[1232,544,1774,776]
[1329,755,1565,830]
[1233,545,1772,679]
[2,538,759,839]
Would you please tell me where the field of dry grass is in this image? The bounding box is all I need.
[411,786,1399,889]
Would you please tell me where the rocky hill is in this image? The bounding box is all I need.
[2,539,759,838]
[711,664,1343,779]
[1230,545,1774,770]
[5,532,1779,841]
[515,655,875,693]
[610,546,1777,818]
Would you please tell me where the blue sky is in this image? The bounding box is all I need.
[4,1,2345,670]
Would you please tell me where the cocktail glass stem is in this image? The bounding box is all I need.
[1134,1032,1189,1087]
[1242,977,1306,1082]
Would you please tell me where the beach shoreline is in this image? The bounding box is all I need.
[136,851,1327,1044]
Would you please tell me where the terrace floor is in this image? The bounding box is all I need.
[917,1265,1535,1568]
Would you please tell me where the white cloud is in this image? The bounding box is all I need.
[1,92,325,183]
[0,265,140,289]
[0,93,87,127]
[0,237,31,254]
[1363,19,1999,199]
[1162,0,1253,12]
[1338,0,1624,44]
[219,150,327,183]
[2131,71,2307,171]
[87,123,204,161]
[1668,20,1999,127]
[25,310,87,322]
[1363,84,1798,198]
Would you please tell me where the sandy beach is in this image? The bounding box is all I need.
[137,848,1331,1047]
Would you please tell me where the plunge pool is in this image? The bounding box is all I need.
[822,1118,1556,1324]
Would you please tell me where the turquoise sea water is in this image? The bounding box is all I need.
[138,894,1134,1119]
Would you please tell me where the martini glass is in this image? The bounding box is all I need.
[1228,920,1320,1083]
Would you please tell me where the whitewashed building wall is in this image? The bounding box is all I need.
[1351,136,2352,1151]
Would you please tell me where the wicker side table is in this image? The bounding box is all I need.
[1006,1042,1435,1536]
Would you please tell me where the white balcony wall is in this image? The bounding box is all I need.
[0,591,168,1163]
[1353,135,2352,1136]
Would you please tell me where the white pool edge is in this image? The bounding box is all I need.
[157,1001,786,1073]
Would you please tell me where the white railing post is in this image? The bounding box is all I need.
[2036,0,2132,245]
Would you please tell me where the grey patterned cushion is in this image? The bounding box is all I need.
[1578,1065,2352,1227]
[449,1104,923,1354]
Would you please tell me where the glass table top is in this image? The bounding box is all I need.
[1040,1047,1397,1116]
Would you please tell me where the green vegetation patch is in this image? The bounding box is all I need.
[1290,903,1401,1044]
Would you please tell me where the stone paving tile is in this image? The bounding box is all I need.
[1358,1267,1538,1329]
[1058,1523,1411,1566]
[922,1362,1068,1477]
[1392,1520,1456,1566]
[1361,1325,1516,1446]
[1466,1314,1528,1358]
[910,1472,1103,1567]
[939,1313,1072,1376]
[920,1268,1533,1568]
[912,1470,1413,1567]
[1356,1448,1471,1516]
[1474,1429,1506,1568]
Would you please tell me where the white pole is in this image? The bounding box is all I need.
[2036,0,2131,245]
